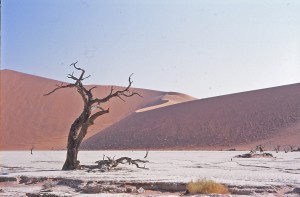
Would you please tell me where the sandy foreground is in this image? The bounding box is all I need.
[0,151,299,196]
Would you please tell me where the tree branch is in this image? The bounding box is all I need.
[44,83,76,96]
[88,86,97,94]
[91,74,142,104]
[88,108,110,125]
[67,72,78,81]
[82,75,91,80]
[70,61,85,81]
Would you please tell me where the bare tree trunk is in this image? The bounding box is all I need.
[45,62,141,170]
[63,146,79,170]
[62,108,91,170]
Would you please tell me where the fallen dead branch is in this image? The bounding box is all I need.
[234,152,274,158]
[233,146,274,159]
[82,156,149,172]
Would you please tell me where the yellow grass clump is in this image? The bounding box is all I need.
[186,179,229,195]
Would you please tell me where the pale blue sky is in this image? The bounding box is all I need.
[2,0,300,98]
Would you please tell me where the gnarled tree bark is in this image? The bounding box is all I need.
[44,62,141,170]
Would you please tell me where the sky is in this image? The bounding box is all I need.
[2,0,300,99]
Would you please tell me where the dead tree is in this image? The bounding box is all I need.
[274,145,280,153]
[289,145,295,152]
[284,147,289,153]
[144,150,149,159]
[45,62,141,170]
[30,145,34,155]
[256,145,264,153]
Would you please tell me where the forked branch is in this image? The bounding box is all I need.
[91,74,142,104]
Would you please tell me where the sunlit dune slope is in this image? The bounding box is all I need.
[136,92,195,112]
[82,83,300,150]
[0,70,194,150]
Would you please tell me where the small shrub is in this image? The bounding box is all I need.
[186,179,229,195]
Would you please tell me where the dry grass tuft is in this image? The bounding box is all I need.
[186,179,229,194]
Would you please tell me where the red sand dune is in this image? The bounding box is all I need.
[0,70,194,150]
[82,83,300,150]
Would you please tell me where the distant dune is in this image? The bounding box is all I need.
[1,70,299,151]
[0,70,194,150]
[82,83,300,150]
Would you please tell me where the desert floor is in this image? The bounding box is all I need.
[0,151,299,196]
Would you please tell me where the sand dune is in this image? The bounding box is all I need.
[2,69,299,151]
[136,92,195,112]
[82,83,300,150]
[0,70,194,150]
